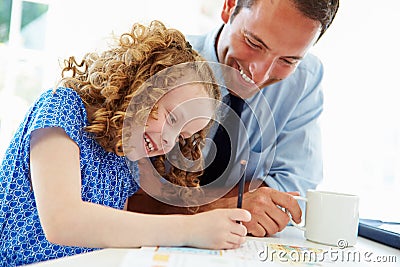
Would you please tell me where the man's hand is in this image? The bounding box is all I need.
[239,187,301,236]
[197,183,302,237]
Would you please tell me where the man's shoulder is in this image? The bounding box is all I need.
[186,33,207,51]
[186,26,222,62]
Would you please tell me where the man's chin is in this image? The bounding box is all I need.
[260,78,283,88]
[240,78,283,99]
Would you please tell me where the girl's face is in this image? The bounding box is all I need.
[125,83,214,161]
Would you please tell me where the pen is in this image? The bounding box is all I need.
[237,160,247,209]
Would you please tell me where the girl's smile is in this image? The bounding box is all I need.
[126,83,215,161]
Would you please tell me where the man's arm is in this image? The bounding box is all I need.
[128,180,302,237]
[128,188,192,215]
[264,90,323,197]
[264,56,325,197]
[128,158,194,215]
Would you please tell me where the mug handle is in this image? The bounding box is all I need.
[285,195,307,231]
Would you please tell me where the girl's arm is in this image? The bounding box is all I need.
[30,127,250,249]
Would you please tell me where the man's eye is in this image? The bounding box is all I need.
[245,37,261,49]
[280,58,300,66]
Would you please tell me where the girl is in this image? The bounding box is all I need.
[0,21,250,266]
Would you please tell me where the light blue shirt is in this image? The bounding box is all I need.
[187,26,324,197]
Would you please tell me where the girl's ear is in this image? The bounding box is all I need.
[221,0,237,24]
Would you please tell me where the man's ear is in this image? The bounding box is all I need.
[221,0,237,24]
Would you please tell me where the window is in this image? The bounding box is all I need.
[0,0,49,153]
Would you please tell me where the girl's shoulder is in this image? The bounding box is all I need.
[25,87,88,145]
[32,87,87,121]
[36,87,83,108]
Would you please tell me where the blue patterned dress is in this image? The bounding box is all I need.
[0,87,139,266]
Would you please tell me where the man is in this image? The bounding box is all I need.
[128,0,339,237]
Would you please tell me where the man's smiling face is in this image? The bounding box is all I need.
[217,0,321,96]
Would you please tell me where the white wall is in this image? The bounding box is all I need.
[312,0,400,220]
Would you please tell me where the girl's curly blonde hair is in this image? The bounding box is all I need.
[58,20,220,192]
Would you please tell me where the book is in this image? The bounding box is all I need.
[358,218,400,249]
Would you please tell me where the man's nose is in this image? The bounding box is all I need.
[249,56,276,84]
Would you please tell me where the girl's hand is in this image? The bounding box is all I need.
[185,208,251,249]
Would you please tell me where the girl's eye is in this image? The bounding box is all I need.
[168,113,177,124]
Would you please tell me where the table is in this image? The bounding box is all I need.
[25,227,399,266]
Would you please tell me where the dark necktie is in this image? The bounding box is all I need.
[200,93,245,185]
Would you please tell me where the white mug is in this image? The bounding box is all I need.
[289,190,359,247]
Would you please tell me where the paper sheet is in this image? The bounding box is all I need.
[119,240,333,267]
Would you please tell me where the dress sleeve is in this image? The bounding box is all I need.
[27,87,88,146]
